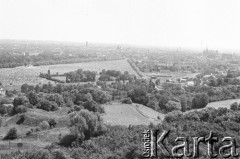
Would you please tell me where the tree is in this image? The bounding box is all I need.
[121,97,133,104]
[164,101,181,113]
[5,90,14,97]
[69,109,106,144]
[39,121,50,130]
[230,102,239,111]
[0,97,12,105]
[127,86,149,105]
[158,94,171,110]
[217,78,225,86]
[46,94,64,107]
[27,91,39,105]
[48,119,57,128]
[15,105,27,114]
[83,100,105,113]
[209,79,217,87]
[34,84,41,93]
[180,95,189,112]
[13,96,29,107]
[146,100,158,110]
[156,79,161,85]
[92,90,111,104]
[37,100,51,111]
[21,84,29,93]
[192,93,209,109]
[55,84,63,94]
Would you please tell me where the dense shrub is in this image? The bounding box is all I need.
[26,130,32,136]
[0,117,3,127]
[192,93,209,109]
[146,100,158,110]
[127,86,149,105]
[52,150,67,159]
[164,110,183,123]
[164,101,181,113]
[39,121,50,130]
[37,100,58,111]
[183,112,200,121]
[16,114,25,125]
[230,102,239,111]
[59,134,76,147]
[121,97,132,104]
[27,91,39,105]
[15,105,27,114]
[13,96,29,107]
[82,101,105,113]
[3,127,18,140]
[0,104,13,115]
[68,109,107,145]
[48,119,57,128]
[0,97,12,105]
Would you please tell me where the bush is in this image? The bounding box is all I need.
[164,101,181,113]
[39,121,50,130]
[48,119,57,128]
[69,109,107,143]
[52,150,67,159]
[5,90,14,97]
[3,127,18,140]
[24,149,50,159]
[230,102,238,111]
[50,102,59,111]
[183,112,200,121]
[164,111,183,123]
[121,97,132,104]
[26,103,33,108]
[59,134,76,147]
[35,126,41,132]
[73,105,84,111]
[15,105,27,114]
[0,97,12,105]
[82,101,105,113]
[13,96,29,107]
[0,117,3,127]
[16,114,25,125]
[147,100,158,110]
[37,100,58,111]
[26,130,32,136]
[192,93,209,109]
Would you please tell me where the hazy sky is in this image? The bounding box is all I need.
[1,0,240,51]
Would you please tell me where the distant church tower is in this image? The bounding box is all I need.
[86,41,88,47]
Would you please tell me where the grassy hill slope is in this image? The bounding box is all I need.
[102,102,163,126]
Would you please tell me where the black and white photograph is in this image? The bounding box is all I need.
[0,0,240,158]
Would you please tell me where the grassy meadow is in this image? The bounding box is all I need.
[0,59,137,90]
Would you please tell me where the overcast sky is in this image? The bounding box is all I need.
[0,0,240,51]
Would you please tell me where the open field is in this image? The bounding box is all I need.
[102,102,163,126]
[0,59,138,90]
[206,98,240,109]
[184,98,240,114]
[144,72,199,81]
